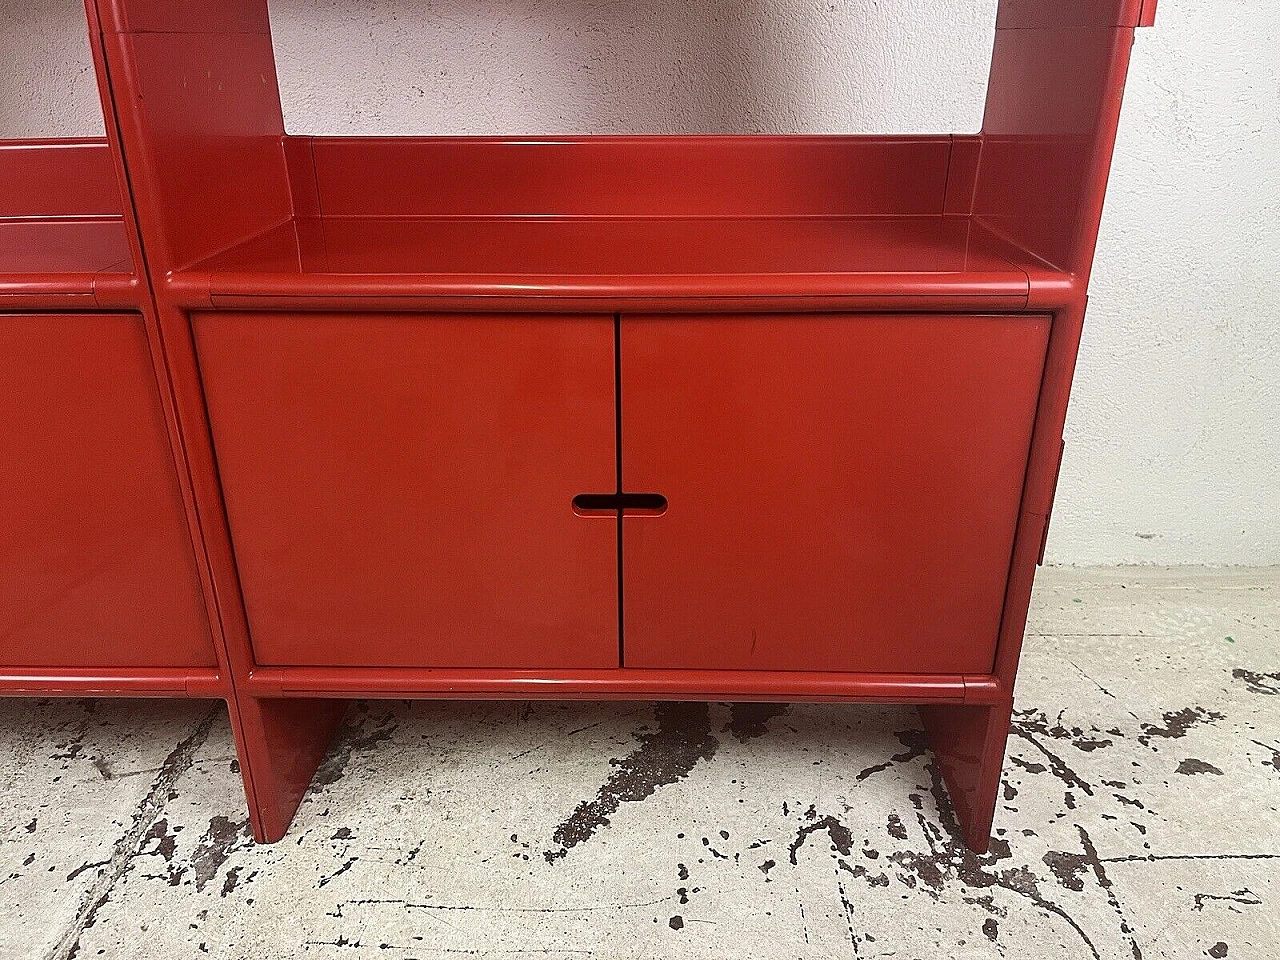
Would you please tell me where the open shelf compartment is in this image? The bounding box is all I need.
[0,140,135,307]
[169,135,1051,309]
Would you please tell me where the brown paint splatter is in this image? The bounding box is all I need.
[545,703,717,862]
[726,703,788,742]
[1232,669,1280,696]
[1176,758,1224,776]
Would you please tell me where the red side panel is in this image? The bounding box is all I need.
[108,30,291,272]
[995,0,1146,28]
[977,2,1139,278]
[191,312,618,669]
[0,313,214,668]
[621,314,1049,674]
[99,0,270,33]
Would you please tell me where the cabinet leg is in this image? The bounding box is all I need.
[917,699,1013,853]
[232,697,349,842]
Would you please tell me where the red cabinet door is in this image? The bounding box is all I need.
[0,313,213,667]
[621,314,1050,674]
[192,312,618,668]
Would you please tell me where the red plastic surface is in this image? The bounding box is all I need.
[246,666,993,704]
[0,667,223,698]
[919,700,1014,853]
[995,0,1151,28]
[0,140,122,219]
[976,5,1138,278]
[306,136,955,218]
[0,141,133,304]
[99,28,291,272]
[621,314,1049,673]
[0,313,214,668]
[176,214,1037,308]
[191,312,619,669]
[0,220,130,276]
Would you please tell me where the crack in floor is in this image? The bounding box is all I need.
[42,704,222,960]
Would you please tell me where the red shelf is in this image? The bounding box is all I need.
[159,136,1073,310]
[174,213,1045,309]
[0,141,136,307]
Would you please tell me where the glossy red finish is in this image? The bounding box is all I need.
[976,4,1140,279]
[96,22,291,273]
[100,0,269,33]
[0,134,217,685]
[622,314,1049,673]
[191,312,619,669]
[232,697,348,843]
[172,213,1037,310]
[0,668,222,698]
[0,12,231,710]
[246,666,1001,704]
[996,0,1152,28]
[0,313,214,668]
[919,701,1014,853]
[306,136,955,218]
[80,0,1157,849]
[0,141,132,306]
[0,140,122,218]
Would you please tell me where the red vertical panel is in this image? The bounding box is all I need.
[0,313,214,667]
[307,137,953,218]
[192,312,618,669]
[977,0,1138,277]
[111,30,292,272]
[0,141,122,219]
[621,314,1049,674]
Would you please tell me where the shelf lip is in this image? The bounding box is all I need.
[0,667,225,698]
[247,666,996,703]
[1,216,136,302]
[164,213,1076,312]
[0,271,140,311]
[172,272,1033,312]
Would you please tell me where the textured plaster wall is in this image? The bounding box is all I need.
[0,0,105,136]
[3,0,1277,565]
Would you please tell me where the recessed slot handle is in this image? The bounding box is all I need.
[572,493,668,517]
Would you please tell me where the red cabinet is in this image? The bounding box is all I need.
[192,311,1048,678]
[59,0,1157,850]
[620,314,1049,673]
[0,313,213,667]
[191,312,619,668]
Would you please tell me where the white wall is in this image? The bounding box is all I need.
[267,0,995,135]
[4,0,1277,565]
[0,0,104,136]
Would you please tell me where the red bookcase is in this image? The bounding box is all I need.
[5,0,1157,851]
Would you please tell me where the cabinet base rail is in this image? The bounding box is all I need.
[245,667,1004,704]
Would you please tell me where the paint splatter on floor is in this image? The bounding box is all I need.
[1,568,1277,959]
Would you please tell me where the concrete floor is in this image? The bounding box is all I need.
[0,567,1277,960]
